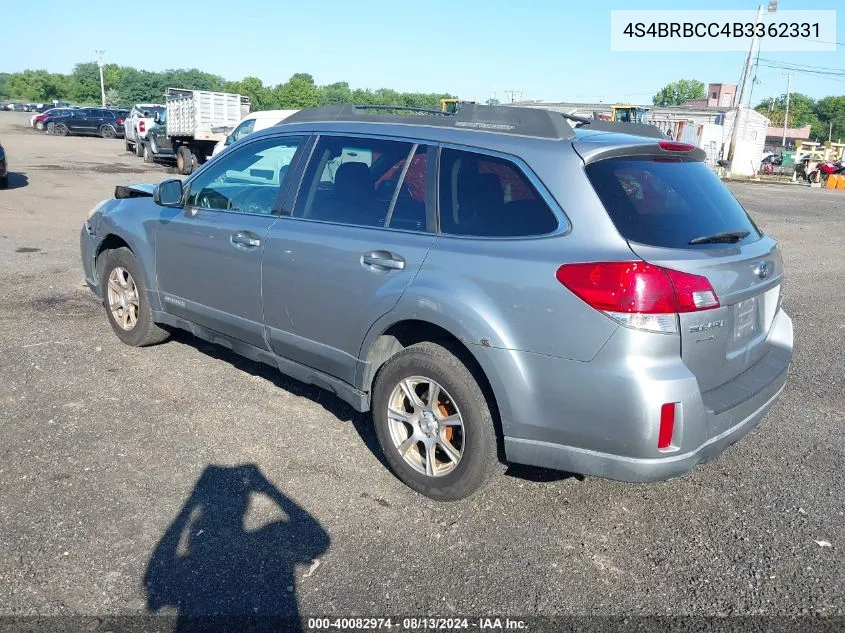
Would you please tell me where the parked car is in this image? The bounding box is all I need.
[32,107,76,130]
[124,104,165,157]
[80,104,793,500]
[211,109,300,157]
[0,139,7,189]
[49,108,129,138]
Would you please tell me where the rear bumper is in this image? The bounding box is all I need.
[493,309,793,482]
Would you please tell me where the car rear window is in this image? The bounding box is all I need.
[585,157,761,249]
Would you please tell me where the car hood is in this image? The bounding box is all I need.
[114,183,156,198]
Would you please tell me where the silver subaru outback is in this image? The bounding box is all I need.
[80,105,793,500]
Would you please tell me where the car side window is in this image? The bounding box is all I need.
[438,148,559,237]
[186,135,306,215]
[231,119,256,142]
[293,135,429,231]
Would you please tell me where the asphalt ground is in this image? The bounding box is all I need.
[0,111,842,623]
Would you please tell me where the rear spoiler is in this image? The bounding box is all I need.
[579,120,670,140]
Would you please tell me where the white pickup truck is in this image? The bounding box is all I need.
[123,104,165,157]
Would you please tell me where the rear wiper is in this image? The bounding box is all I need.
[688,230,750,245]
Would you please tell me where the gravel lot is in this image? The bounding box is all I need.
[0,110,843,621]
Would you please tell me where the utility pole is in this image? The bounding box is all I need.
[781,72,792,148]
[95,50,106,107]
[727,4,766,172]
[504,90,522,104]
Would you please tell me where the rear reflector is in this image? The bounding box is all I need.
[555,262,720,333]
[139,121,146,133]
[658,140,696,152]
[658,403,676,449]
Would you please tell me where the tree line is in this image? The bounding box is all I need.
[0,63,455,111]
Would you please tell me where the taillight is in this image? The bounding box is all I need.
[555,262,720,333]
[658,140,696,152]
[139,121,145,133]
[116,118,124,125]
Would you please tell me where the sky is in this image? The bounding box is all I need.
[2,0,843,105]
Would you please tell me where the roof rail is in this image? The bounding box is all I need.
[282,104,576,140]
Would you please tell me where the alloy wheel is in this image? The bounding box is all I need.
[107,267,139,331]
[386,376,465,477]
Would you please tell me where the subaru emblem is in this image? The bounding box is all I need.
[754,261,770,279]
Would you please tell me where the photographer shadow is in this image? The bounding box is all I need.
[144,464,329,633]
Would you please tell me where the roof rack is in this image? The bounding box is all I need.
[282,104,576,140]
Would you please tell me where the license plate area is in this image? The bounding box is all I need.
[733,296,759,342]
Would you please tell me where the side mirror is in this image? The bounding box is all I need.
[225,134,234,146]
[154,112,162,124]
[153,179,184,207]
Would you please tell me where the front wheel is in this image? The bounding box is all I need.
[98,247,169,347]
[46,122,55,134]
[372,342,500,501]
[0,175,8,189]
[55,123,69,137]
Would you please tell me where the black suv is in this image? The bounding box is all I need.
[48,108,129,139]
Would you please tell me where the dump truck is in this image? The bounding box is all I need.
[143,88,250,174]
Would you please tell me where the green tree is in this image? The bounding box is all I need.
[272,73,319,109]
[652,79,706,106]
[318,81,352,105]
[756,93,821,139]
[486,97,501,106]
[814,95,845,141]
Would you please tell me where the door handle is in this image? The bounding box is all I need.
[361,251,405,271]
[230,232,261,248]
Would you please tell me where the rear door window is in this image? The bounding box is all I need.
[294,135,432,232]
[585,158,761,249]
[437,148,558,237]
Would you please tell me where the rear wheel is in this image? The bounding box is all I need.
[142,142,154,164]
[98,247,169,347]
[176,146,193,175]
[135,137,144,157]
[100,124,116,139]
[36,121,44,131]
[372,342,500,501]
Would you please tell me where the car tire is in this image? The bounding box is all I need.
[36,121,44,131]
[124,139,131,151]
[98,247,169,347]
[0,175,8,190]
[100,125,116,139]
[142,142,154,164]
[55,124,69,137]
[176,146,193,175]
[371,342,500,501]
[46,122,55,134]
[135,138,144,158]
